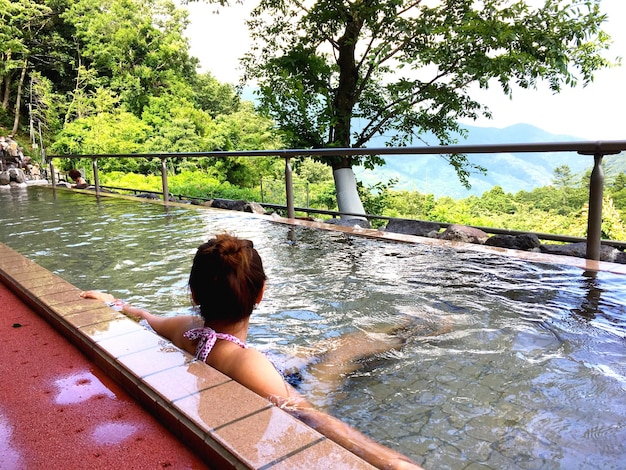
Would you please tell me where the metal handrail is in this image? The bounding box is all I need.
[47,140,626,261]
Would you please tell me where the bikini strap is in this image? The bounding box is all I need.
[183,327,248,362]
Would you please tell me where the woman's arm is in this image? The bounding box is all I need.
[80,291,199,353]
[275,390,423,470]
[224,349,423,470]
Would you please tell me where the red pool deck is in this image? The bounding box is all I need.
[0,280,208,469]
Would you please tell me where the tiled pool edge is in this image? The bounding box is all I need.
[0,242,375,469]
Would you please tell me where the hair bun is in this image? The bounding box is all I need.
[189,234,267,323]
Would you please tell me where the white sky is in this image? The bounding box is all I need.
[183,0,625,141]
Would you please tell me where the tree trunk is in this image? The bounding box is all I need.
[2,50,11,110]
[333,163,366,220]
[12,59,28,135]
[331,7,367,220]
[2,75,11,111]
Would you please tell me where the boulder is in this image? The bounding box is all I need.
[540,242,625,263]
[244,201,267,214]
[438,224,489,244]
[210,198,249,211]
[485,233,541,250]
[137,192,159,200]
[8,168,25,183]
[384,219,441,237]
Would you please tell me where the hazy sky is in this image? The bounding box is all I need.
[183,0,625,141]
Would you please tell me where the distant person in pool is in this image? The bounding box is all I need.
[81,233,422,470]
[68,169,88,189]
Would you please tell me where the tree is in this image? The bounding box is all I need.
[0,0,52,132]
[192,72,241,118]
[553,165,576,189]
[60,0,198,117]
[609,172,626,211]
[201,0,613,220]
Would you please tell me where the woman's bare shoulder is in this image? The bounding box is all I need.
[218,346,289,399]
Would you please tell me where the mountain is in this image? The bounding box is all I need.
[354,123,625,198]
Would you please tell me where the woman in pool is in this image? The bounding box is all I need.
[81,233,422,469]
[69,169,88,189]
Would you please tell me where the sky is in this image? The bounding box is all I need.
[183,0,625,141]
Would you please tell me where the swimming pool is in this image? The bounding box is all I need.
[1,186,625,469]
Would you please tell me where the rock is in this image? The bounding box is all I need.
[384,219,441,237]
[210,198,249,211]
[614,250,626,264]
[200,198,266,214]
[485,233,541,250]
[539,242,624,262]
[244,201,266,214]
[8,168,25,183]
[0,171,9,185]
[136,192,159,200]
[438,224,489,244]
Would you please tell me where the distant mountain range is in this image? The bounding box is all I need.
[354,123,626,198]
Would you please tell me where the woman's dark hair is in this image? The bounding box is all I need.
[189,234,267,323]
[69,169,82,180]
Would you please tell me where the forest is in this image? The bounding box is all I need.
[2,0,624,241]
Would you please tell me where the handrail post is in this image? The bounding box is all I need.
[285,156,295,219]
[161,157,169,204]
[49,159,56,187]
[92,157,100,197]
[586,153,604,260]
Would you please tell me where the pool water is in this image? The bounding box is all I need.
[1,186,625,469]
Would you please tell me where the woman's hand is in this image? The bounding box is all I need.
[80,290,115,303]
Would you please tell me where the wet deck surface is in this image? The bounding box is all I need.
[0,281,209,469]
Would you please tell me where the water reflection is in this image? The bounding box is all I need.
[1,186,625,469]
[572,270,602,320]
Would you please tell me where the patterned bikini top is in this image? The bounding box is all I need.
[183,326,248,362]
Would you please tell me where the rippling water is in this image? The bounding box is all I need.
[1,186,625,469]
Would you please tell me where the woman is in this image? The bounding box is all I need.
[69,169,88,189]
[81,234,422,470]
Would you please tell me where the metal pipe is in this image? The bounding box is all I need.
[92,158,100,198]
[48,160,56,198]
[46,140,626,160]
[586,153,604,260]
[161,158,169,204]
[285,157,295,219]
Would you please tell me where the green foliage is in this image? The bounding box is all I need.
[192,72,241,118]
[600,197,626,240]
[99,171,162,191]
[99,170,261,201]
[60,0,197,117]
[553,165,576,188]
[608,172,626,211]
[294,158,333,184]
[168,172,260,200]
[53,111,148,156]
[356,179,398,227]
[94,154,626,241]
